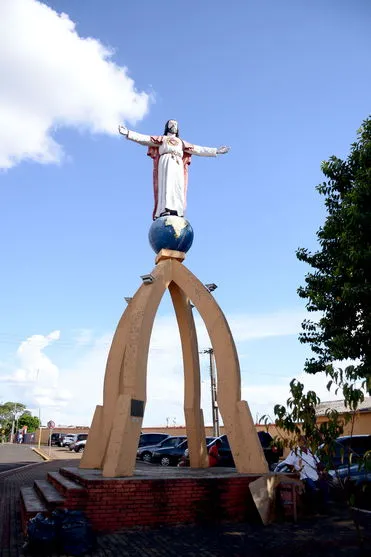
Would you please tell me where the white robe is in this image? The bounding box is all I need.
[127,131,217,218]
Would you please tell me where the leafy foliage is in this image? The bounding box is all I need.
[0,403,40,435]
[265,371,370,512]
[0,401,26,434]
[297,117,371,392]
[18,412,41,432]
[271,372,363,460]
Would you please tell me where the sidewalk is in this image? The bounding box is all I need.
[32,445,82,461]
[1,459,370,557]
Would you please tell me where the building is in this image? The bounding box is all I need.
[34,398,371,446]
[316,396,371,435]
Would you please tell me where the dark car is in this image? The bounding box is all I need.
[48,433,66,446]
[138,433,169,449]
[258,431,284,468]
[319,435,371,469]
[152,437,216,466]
[329,462,371,487]
[136,433,171,462]
[207,432,283,469]
[138,435,186,464]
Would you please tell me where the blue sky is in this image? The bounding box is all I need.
[0,0,370,427]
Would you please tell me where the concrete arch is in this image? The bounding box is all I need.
[81,257,268,477]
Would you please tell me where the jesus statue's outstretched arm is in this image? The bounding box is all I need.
[185,144,230,157]
[118,125,159,146]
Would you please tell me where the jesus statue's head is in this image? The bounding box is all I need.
[164,120,179,137]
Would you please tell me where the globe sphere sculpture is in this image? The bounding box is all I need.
[149,215,194,254]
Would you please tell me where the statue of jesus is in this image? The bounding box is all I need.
[118,120,230,220]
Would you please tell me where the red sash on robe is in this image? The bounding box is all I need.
[147,136,193,220]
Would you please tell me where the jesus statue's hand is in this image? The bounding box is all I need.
[118,125,129,136]
[216,146,230,155]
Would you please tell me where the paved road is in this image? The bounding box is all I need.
[0,443,42,473]
[0,458,369,557]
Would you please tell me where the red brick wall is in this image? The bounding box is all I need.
[62,470,261,531]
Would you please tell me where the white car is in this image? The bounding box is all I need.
[73,439,87,453]
[69,433,88,451]
[61,434,76,447]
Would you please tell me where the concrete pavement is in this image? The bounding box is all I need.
[0,444,370,556]
[0,444,43,474]
[32,445,82,461]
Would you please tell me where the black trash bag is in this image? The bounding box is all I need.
[52,509,95,556]
[25,512,58,555]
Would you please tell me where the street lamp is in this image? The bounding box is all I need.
[205,283,218,293]
[200,348,220,437]
[140,274,155,284]
[124,297,133,304]
[190,282,218,308]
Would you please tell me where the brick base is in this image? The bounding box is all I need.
[60,467,263,532]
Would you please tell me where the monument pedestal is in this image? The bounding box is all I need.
[21,465,265,533]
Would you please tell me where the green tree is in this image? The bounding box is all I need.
[297,117,371,392]
[0,402,26,434]
[18,412,41,432]
[269,373,371,519]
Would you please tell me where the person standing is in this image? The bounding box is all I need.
[208,439,222,467]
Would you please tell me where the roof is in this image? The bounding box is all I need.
[316,396,371,416]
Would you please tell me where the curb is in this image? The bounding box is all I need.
[32,447,52,461]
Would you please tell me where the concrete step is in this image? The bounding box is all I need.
[47,471,86,496]
[47,471,87,509]
[20,486,48,533]
[34,479,65,509]
[59,466,84,485]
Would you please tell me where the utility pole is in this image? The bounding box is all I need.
[202,348,220,437]
[37,368,42,448]
[10,403,17,443]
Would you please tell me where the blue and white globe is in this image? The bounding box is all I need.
[149,215,194,254]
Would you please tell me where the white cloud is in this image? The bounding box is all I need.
[242,372,344,424]
[0,0,149,169]
[0,330,71,414]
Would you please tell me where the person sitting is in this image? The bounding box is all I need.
[284,436,329,512]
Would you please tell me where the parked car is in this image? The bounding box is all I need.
[319,435,371,469]
[60,434,76,448]
[74,439,87,453]
[56,434,67,447]
[138,433,169,449]
[258,431,284,469]
[138,436,185,463]
[207,432,283,469]
[274,435,371,475]
[69,433,88,451]
[48,433,66,446]
[328,463,371,487]
[152,437,216,466]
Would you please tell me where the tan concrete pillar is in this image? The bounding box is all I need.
[101,261,172,476]
[169,283,208,468]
